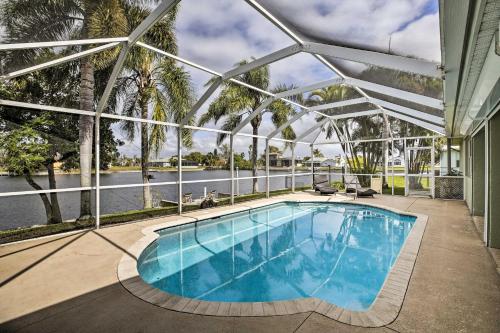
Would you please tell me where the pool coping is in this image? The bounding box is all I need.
[117,197,427,327]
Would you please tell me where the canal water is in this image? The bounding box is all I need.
[0,170,329,230]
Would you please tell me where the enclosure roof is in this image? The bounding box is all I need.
[0,0,449,142]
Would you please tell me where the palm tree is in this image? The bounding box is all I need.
[313,149,324,158]
[358,67,443,186]
[307,85,386,186]
[1,0,128,220]
[199,61,297,193]
[308,85,356,106]
[309,69,443,188]
[114,3,194,209]
[307,85,362,145]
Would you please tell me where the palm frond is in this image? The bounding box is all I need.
[88,0,128,70]
[123,1,178,55]
[157,61,194,123]
[157,61,195,148]
[268,90,297,141]
[120,91,139,141]
[237,59,270,91]
[1,0,82,43]
[149,88,168,157]
[198,82,254,126]
[0,0,83,67]
[217,114,243,145]
[272,83,303,104]
[325,122,335,140]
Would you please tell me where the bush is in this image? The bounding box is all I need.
[330,181,345,190]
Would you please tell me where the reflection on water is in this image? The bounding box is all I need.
[138,202,415,311]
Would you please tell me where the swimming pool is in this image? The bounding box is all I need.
[137,201,416,311]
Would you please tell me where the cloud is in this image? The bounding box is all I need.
[390,13,441,62]
[171,0,339,154]
[175,0,292,72]
[259,0,438,59]
[117,0,440,158]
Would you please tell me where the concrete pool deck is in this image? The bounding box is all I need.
[1,193,500,332]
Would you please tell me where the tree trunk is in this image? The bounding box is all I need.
[409,176,423,190]
[251,122,259,193]
[140,101,152,209]
[47,162,63,223]
[24,172,55,224]
[78,57,95,220]
[382,127,388,186]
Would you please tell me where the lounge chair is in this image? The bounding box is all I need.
[344,175,377,199]
[318,185,338,196]
[314,180,328,191]
[313,175,338,196]
[313,175,328,191]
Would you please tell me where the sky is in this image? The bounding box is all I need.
[117,0,440,160]
[1,0,441,160]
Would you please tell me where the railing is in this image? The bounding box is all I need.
[0,167,465,240]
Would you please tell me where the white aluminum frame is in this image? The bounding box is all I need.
[0,37,129,51]
[222,44,302,80]
[0,42,122,81]
[180,78,222,126]
[294,118,329,143]
[308,97,369,112]
[369,98,444,125]
[244,0,392,135]
[383,109,445,135]
[274,78,344,99]
[0,0,452,231]
[344,78,443,110]
[232,97,275,135]
[302,42,442,78]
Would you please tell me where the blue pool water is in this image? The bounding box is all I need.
[138,202,416,311]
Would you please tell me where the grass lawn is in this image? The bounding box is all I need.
[383,175,405,195]
[383,175,431,196]
[108,166,141,171]
[107,166,205,172]
[382,186,405,196]
[386,175,430,187]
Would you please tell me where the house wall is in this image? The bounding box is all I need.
[472,129,485,216]
[388,157,402,166]
[488,110,500,248]
[465,176,473,210]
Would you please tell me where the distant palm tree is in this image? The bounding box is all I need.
[357,67,443,186]
[199,61,298,193]
[307,85,360,140]
[1,0,128,220]
[307,85,386,186]
[308,85,355,106]
[115,3,194,209]
[313,148,324,158]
